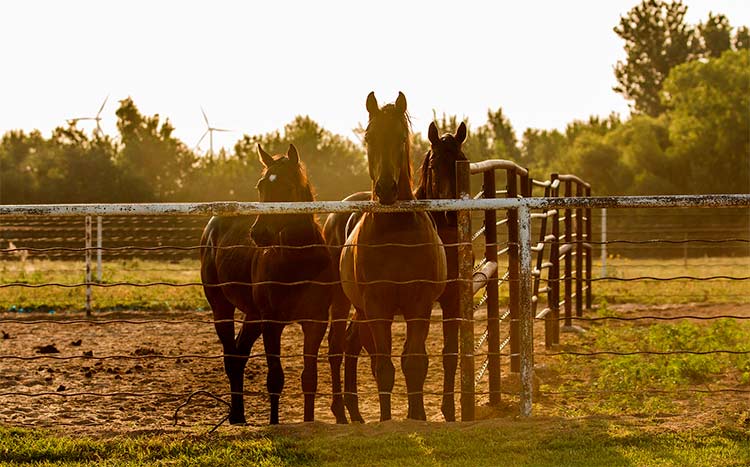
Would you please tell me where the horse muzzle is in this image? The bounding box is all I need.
[374,179,398,205]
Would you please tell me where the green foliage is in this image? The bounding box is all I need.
[116,98,195,201]
[662,50,750,194]
[698,13,733,58]
[613,0,697,116]
[569,318,750,415]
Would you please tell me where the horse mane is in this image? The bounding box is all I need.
[365,103,413,185]
[295,161,316,203]
[414,150,431,199]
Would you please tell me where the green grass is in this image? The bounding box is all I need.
[0,256,747,312]
[1,419,748,466]
[593,256,749,305]
[541,315,750,416]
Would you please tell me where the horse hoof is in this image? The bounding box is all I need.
[229,416,247,426]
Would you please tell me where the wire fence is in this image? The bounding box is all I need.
[0,193,749,430]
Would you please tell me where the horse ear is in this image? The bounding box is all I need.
[366,92,379,115]
[395,91,407,113]
[287,144,299,164]
[428,121,439,145]
[257,144,274,168]
[455,122,467,144]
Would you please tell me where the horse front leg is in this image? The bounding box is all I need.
[209,298,249,425]
[402,307,431,421]
[365,305,395,422]
[301,320,327,422]
[328,287,350,424]
[262,323,285,425]
[343,308,366,423]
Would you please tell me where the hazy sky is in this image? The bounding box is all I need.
[1,1,748,151]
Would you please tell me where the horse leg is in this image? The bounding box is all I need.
[440,290,459,422]
[262,323,285,425]
[343,308,365,423]
[301,320,326,422]
[367,309,395,422]
[402,309,431,421]
[208,296,249,425]
[328,287,350,424]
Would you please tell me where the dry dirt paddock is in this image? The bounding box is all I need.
[0,303,746,436]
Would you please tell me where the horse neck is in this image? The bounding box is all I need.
[267,213,322,245]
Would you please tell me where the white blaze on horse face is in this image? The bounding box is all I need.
[269,174,277,182]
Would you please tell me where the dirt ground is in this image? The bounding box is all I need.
[0,302,747,436]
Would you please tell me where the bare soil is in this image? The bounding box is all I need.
[0,302,747,436]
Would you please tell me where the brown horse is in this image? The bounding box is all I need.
[339,92,447,421]
[200,144,346,425]
[323,121,467,422]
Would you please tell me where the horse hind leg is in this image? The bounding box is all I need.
[328,288,350,424]
[262,323,285,425]
[402,308,431,421]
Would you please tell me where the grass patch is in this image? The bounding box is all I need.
[0,419,748,466]
[544,316,750,416]
[0,257,747,312]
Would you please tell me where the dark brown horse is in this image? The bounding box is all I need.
[339,92,447,421]
[200,144,346,425]
[323,121,468,422]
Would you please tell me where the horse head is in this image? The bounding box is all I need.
[251,143,315,246]
[364,92,412,205]
[421,121,468,200]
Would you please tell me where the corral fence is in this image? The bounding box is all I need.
[1,191,747,424]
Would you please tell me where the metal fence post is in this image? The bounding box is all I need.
[549,174,560,345]
[575,183,584,317]
[563,180,573,329]
[84,216,92,317]
[96,216,102,283]
[585,187,592,311]
[456,160,475,422]
[483,170,501,405]
[601,207,607,279]
[518,203,534,417]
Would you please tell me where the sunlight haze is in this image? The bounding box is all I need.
[1,0,748,150]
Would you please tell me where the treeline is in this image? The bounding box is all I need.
[0,0,747,204]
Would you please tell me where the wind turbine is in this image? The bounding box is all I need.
[67,95,109,136]
[195,107,231,158]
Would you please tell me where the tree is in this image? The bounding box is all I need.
[564,133,634,195]
[606,115,680,194]
[734,26,749,50]
[614,0,698,116]
[662,50,750,194]
[115,98,195,201]
[520,128,566,176]
[697,13,733,58]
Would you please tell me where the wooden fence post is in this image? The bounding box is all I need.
[456,160,475,421]
[483,170,501,405]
